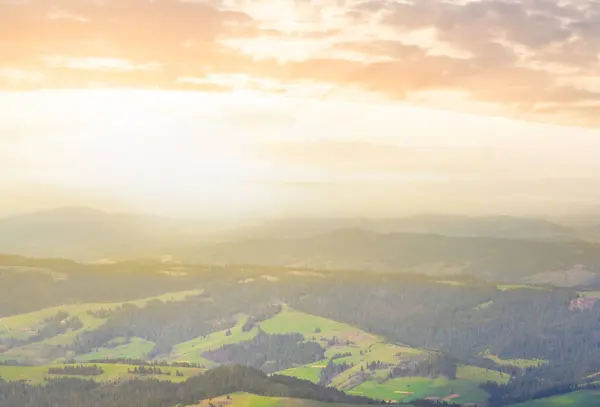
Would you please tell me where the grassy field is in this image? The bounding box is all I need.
[166,315,256,366]
[166,307,380,366]
[189,392,405,407]
[344,364,508,404]
[0,362,204,384]
[456,365,510,383]
[260,307,358,337]
[580,291,600,299]
[264,308,427,388]
[510,390,600,407]
[474,300,494,310]
[255,307,509,404]
[72,337,156,362]
[496,284,547,291]
[350,376,490,404]
[435,281,467,286]
[277,363,327,383]
[483,353,546,369]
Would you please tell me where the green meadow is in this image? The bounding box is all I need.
[0,363,204,384]
[72,337,156,362]
[190,392,407,407]
[259,307,358,337]
[277,363,327,384]
[483,353,546,369]
[0,300,512,405]
[350,376,490,404]
[510,390,600,407]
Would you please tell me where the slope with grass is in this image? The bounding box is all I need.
[236,307,509,404]
[348,365,509,405]
[182,229,600,283]
[188,392,413,407]
[165,315,257,366]
[1,300,514,404]
[483,353,546,369]
[72,337,156,362]
[165,306,385,369]
[509,390,600,407]
[0,289,202,364]
[0,362,204,384]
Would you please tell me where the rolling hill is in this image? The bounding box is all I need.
[0,287,516,405]
[2,255,600,406]
[181,229,600,284]
[187,392,395,407]
[0,207,240,260]
[240,215,579,241]
[0,365,381,407]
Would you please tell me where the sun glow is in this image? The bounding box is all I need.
[4,85,600,218]
[3,89,285,216]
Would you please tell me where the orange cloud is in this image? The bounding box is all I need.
[3,0,600,126]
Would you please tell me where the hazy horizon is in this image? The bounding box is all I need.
[4,0,600,219]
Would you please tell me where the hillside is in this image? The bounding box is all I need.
[181,229,600,284]
[241,215,578,241]
[509,389,600,407]
[3,256,600,405]
[0,302,511,405]
[0,365,380,407]
[188,393,393,407]
[0,209,591,282]
[0,207,237,260]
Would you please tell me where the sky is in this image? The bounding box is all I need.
[2,0,600,218]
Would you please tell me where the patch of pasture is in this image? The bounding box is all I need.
[351,376,490,404]
[496,284,547,291]
[71,337,156,362]
[483,353,546,369]
[456,365,510,384]
[435,281,466,286]
[276,363,327,384]
[166,315,255,366]
[580,291,600,299]
[190,392,387,407]
[259,307,361,339]
[0,362,204,385]
[509,390,600,407]
[474,300,494,310]
[0,365,49,384]
[266,308,427,390]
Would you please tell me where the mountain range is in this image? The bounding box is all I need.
[3,207,600,285]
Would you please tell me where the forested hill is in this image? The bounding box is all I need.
[236,215,578,241]
[0,209,585,261]
[180,229,600,284]
[0,365,381,407]
[0,255,214,317]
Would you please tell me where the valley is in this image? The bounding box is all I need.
[2,251,600,407]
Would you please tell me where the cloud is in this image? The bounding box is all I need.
[260,138,600,180]
[3,0,600,125]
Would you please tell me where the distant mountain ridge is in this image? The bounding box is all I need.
[2,208,600,285]
[0,207,233,260]
[181,228,600,284]
[241,214,579,241]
